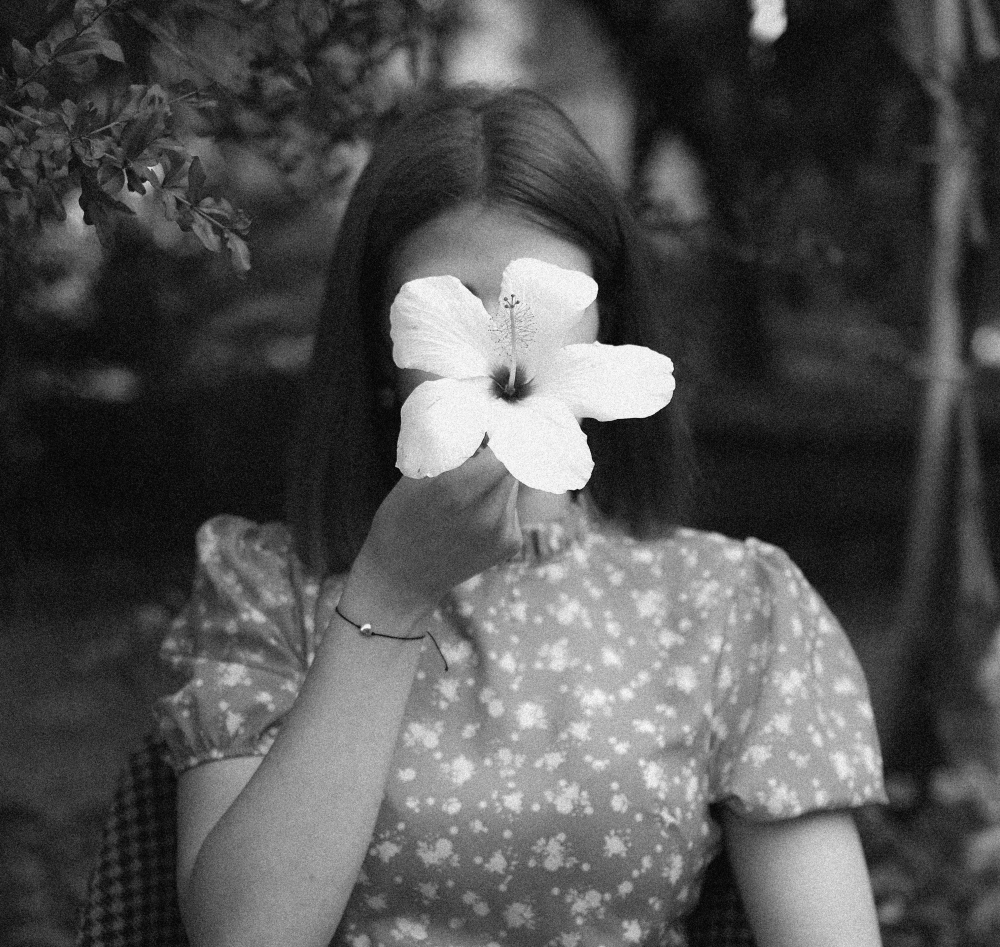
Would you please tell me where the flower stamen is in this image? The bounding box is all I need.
[503,294,519,395]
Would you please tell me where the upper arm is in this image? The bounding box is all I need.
[722,808,882,947]
[176,756,263,914]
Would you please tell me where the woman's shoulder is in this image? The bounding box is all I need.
[188,513,321,589]
[178,514,338,634]
[192,513,297,564]
[596,521,802,593]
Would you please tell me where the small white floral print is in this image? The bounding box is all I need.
[443,755,476,786]
[538,751,565,771]
[218,662,251,688]
[601,646,623,667]
[223,708,245,736]
[533,833,574,871]
[745,744,772,767]
[672,665,698,694]
[516,702,548,730]
[462,891,491,917]
[831,751,856,781]
[417,882,438,900]
[622,920,643,943]
[642,760,667,791]
[416,838,457,867]
[435,678,460,703]
[392,918,428,940]
[372,841,401,862]
[569,889,604,916]
[555,598,584,625]
[633,589,664,618]
[501,791,523,813]
[503,902,535,929]
[603,832,628,857]
[541,637,572,672]
[403,721,441,750]
[483,851,508,874]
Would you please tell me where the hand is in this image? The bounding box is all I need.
[340,448,521,624]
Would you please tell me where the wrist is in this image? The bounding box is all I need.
[339,555,434,633]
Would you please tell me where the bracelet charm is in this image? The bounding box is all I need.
[334,602,448,671]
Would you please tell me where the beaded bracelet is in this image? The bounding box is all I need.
[335,603,448,671]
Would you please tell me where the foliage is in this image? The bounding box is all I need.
[863,764,1000,947]
[0,0,248,270]
[0,0,438,272]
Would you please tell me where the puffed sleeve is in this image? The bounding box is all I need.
[707,538,888,819]
[152,515,328,775]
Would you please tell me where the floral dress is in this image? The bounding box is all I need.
[153,503,887,947]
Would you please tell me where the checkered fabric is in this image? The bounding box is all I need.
[75,737,754,947]
[685,849,756,947]
[76,734,189,947]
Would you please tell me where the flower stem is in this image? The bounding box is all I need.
[1,102,42,127]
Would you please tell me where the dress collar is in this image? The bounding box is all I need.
[512,495,592,565]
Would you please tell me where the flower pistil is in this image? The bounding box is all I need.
[503,293,519,395]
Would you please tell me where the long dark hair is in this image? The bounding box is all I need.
[286,84,695,575]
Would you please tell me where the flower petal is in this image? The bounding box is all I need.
[499,258,598,378]
[391,276,494,378]
[534,343,675,421]
[486,394,594,493]
[397,377,492,478]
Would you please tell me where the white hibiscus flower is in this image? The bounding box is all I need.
[390,257,675,493]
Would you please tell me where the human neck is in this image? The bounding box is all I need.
[516,486,575,528]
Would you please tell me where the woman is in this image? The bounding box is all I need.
[155,85,887,947]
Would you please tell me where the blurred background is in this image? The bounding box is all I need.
[2,0,1000,943]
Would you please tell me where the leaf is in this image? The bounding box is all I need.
[71,135,112,167]
[97,161,126,196]
[57,33,125,67]
[78,170,134,247]
[297,0,330,39]
[158,150,189,190]
[23,83,49,104]
[120,113,167,161]
[59,99,79,129]
[231,208,251,233]
[45,20,78,49]
[196,195,233,218]
[140,84,170,111]
[124,164,149,194]
[159,188,180,221]
[226,230,251,272]
[74,0,109,31]
[11,41,38,79]
[112,85,148,124]
[190,211,221,252]
[93,36,125,64]
[0,127,15,150]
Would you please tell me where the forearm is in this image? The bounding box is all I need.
[181,587,426,947]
